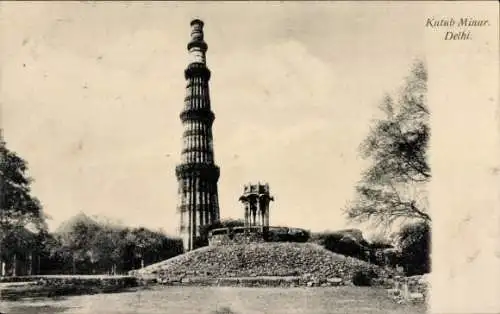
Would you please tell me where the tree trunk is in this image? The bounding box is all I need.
[12,253,17,277]
[1,260,5,277]
[28,252,33,276]
[141,258,144,269]
[72,256,76,274]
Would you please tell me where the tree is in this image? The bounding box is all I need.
[1,134,47,275]
[128,227,157,269]
[397,221,430,275]
[344,60,431,230]
[35,230,61,275]
[89,225,123,274]
[54,213,101,274]
[124,227,183,270]
[49,213,184,274]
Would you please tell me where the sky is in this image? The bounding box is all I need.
[1,2,425,237]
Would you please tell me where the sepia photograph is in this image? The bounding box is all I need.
[0,2,498,314]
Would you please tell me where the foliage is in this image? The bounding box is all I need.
[1,137,48,274]
[56,214,101,268]
[46,213,183,275]
[311,230,370,261]
[266,227,310,243]
[344,60,431,231]
[397,221,430,275]
[0,139,46,233]
[311,230,403,268]
[381,248,401,269]
[352,269,378,286]
[125,227,184,268]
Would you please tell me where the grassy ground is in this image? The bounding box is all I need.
[0,275,138,300]
[0,286,427,314]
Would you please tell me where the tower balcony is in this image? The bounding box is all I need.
[180,108,215,125]
[184,62,211,80]
[181,147,214,156]
[182,129,211,137]
[175,163,220,181]
[187,40,208,52]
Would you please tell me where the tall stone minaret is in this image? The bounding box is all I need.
[175,19,220,251]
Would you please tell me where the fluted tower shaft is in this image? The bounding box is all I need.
[176,19,220,251]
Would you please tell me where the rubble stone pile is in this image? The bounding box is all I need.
[131,242,394,287]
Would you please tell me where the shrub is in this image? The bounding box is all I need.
[318,232,368,261]
[352,269,378,286]
[266,227,310,243]
[398,221,430,276]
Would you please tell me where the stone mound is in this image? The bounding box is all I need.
[131,242,392,285]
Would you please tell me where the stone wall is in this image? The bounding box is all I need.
[208,226,309,246]
[156,275,349,288]
[209,229,265,246]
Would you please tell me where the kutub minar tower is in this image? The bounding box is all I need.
[176,19,220,251]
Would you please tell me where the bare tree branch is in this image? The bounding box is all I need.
[344,60,430,231]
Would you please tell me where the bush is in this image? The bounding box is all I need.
[398,221,430,276]
[266,227,310,243]
[352,269,378,286]
[316,232,368,261]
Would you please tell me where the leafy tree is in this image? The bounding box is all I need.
[120,226,182,270]
[1,226,38,275]
[36,231,62,275]
[49,214,183,274]
[128,227,158,269]
[1,135,47,275]
[344,60,431,230]
[54,213,101,274]
[89,225,123,274]
[397,221,430,275]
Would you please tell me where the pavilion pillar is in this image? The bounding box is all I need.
[255,197,261,226]
[252,201,257,226]
[265,206,270,227]
[244,202,250,227]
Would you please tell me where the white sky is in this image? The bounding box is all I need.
[1,2,425,236]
